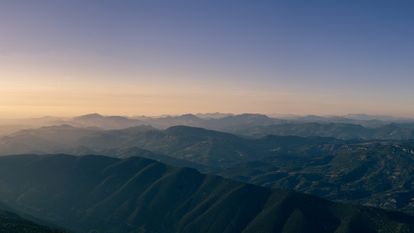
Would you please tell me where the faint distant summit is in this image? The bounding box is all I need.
[72,113,144,129]
[74,113,104,120]
[195,112,233,119]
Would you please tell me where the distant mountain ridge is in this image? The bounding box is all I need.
[4,112,414,140]
[233,122,414,140]
[0,154,412,233]
[0,125,341,166]
[69,113,414,140]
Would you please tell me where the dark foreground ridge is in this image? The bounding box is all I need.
[0,154,413,233]
[0,208,65,233]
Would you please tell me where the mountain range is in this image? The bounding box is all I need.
[2,113,414,232]
[4,113,414,140]
[0,154,413,233]
[1,125,414,214]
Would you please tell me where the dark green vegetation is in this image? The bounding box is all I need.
[1,125,414,213]
[0,154,413,233]
[0,208,65,233]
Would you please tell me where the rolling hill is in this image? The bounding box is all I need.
[2,125,414,213]
[0,154,413,233]
[232,122,414,140]
[68,113,414,140]
[0,125,341,167]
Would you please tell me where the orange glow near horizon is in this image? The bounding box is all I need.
[1,74,413,119]
[1,59,414,119]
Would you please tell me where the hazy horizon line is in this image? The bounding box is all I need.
[1,111,414,121]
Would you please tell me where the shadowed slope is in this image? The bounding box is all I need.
[0,155,412,233]
[0,208,65,233]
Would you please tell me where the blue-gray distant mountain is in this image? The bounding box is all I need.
[70,113,414,140]
[8,113,414,140]
[232,122,414,140]
[73,113,147,129]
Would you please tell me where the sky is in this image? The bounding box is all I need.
[1,0,414,118]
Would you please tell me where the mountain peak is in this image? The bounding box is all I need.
[74,113,104,120]
[177,114,200,120]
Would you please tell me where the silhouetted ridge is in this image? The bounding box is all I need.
[166,125,239,138]
[74,113,104,120]
[0,154,412,233]
[0,208,65,233]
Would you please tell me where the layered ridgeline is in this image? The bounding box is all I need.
[0,154,413,233]
[1,125,414,213]
[231,122,414,140]
[4,113,414,140]
[0,208,65,233]
[65,113,414,139]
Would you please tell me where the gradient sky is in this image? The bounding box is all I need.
[1,0,414,118]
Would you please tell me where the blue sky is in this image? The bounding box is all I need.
[1,1,414,117]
